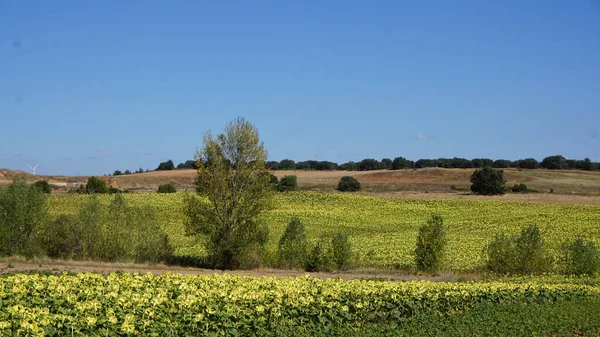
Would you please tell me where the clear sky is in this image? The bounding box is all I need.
[1,1,599,176]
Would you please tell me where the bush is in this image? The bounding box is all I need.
[517,158,539,169]
[0,178,48,257]
[414,214,447,272]
[305,240,330,272]
[278,217,309,269]
[391,157,414,170]
[484,224,553,274]
[511,183,529,193]
[85,176,108,194]
[157,183,177,193]
[331,232,353,270]
[337,176,361,192]
[492,159,512,168]
[470,167,506,195]
[108,187,122,194]
[33,180,52,194]
[560,237,600,276]
[541,155,567,170]
[278,175,297,192]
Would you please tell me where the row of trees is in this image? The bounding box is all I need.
[263,156,599,171]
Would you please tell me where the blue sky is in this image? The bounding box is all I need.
[1,1,599,176]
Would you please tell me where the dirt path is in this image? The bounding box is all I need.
[0,261,475,282]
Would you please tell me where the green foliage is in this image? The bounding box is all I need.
[305,240,330,272]
[108,186,122,194]
[331,232,353,270]
[157,183,176,193]
[358,158,380,171]
[541,155,567,170]
[391,157,414,169]
[185,117,273,269]
[265,161,280,170]
[0,178,48,257]
[470,167,506,195]
[511,183,531,193]
[471,158,493,168]
[414,214,447,272]
[337,176,361,192]
[40,195,172,263]
[155,159,175,171]
[278,159,296,170]
[561,237,600,276]
[517,158,539,169]
[278,217,308,269]
[492,159,512,168]
[32,180,51,194]
[85,176,108,194]
[380,158,393,169]
[278,175,298,192]
[113,170,123,176]
[484,224,553,274]
[0,273,596,336]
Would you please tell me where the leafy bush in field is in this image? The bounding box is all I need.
[278,175,298,192]
[560,237,600,276]
[331,232,353,270]
[358,159,380,171]
[305,240,330,272]
[85,176,108,194]
[264,172,279,190]
[511,183,529,193]
[470,167,506,195]
[157,183,176,193]
[337,176,361,192]
[278,217,308,269]
[484,224,553,274]
[0,179,48,257]
[278,159,296,170]
[108,187,122,194]
[32,180,51,194]
[414,214,447,272]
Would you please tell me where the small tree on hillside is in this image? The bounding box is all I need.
[337,176,361,192]
[86,176,108,194]
[184,117,273,269]
[470,167,506,195]
[157,183,177,193]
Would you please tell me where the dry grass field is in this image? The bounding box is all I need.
[2,167,599,204]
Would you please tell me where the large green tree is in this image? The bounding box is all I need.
[184,117,272,269]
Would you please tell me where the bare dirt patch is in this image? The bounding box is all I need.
[0,260,477,282]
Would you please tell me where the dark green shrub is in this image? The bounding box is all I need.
[278,175,298,192]
[0,178,48,257]
[278,159,296,170]
[358,159,380,171]
[484,224,553,274]
[511,183,529,193]
[33,180,52,194]
[108,187,122,194]
[305,240,330,272]
[278,217,308,269]
[414,214,447,272]
[492,159,512,168]
[337,176,361,192]
[157,183,177,193]
[85,176,108,194]
[470,167,506,195]
[331,232,353,270]
[113,170,123,176]
[517,158,539,169]
[156,160,175,171]
[380,158,393,169]
[561,237,600,276]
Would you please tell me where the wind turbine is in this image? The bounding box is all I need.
[28,164,38,176]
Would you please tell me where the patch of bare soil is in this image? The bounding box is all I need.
[0,261,477,282]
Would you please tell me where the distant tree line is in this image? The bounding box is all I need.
[110,155,598,176]
[262,155,598,172]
